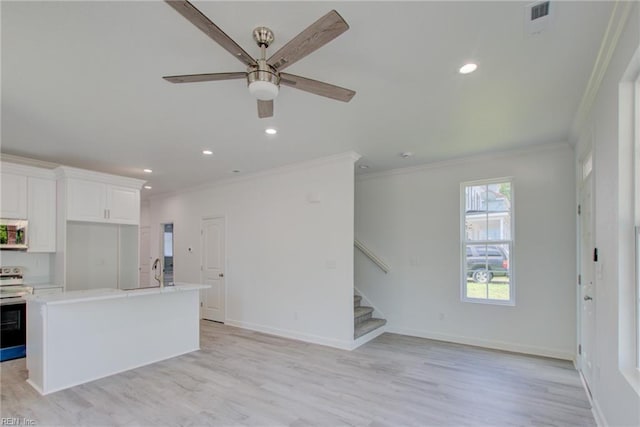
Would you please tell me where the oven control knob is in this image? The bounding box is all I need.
[13,267,20,274]
[2,268,9,274]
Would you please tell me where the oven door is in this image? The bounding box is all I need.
[0,301,26,361]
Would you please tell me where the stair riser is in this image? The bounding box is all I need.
[355,313,373,325]
[354,318,387,339]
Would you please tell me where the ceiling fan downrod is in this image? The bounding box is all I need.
[247,27,280,100]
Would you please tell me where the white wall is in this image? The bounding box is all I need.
[355,144,576,359]
[148,152,358,349]
[574,3,640,426]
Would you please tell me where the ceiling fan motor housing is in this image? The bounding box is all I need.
[247,59,280,100]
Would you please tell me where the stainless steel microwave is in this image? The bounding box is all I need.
[0,219,28,250]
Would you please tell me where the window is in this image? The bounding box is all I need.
[461,179,514,304]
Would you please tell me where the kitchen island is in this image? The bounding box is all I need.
[26,283,209,395]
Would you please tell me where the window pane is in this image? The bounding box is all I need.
[465,211,487,241]
[465,243,510,301]
[466,185,488,212]
[487,216,511,240]
[487,182,511,213]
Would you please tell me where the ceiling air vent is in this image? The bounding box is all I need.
[530,1,550,21]
[525,1,553,35]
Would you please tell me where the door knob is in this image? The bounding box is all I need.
[218,273,224,278]
[583,295,593,301]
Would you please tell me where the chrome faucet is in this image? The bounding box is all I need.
[152,258,163,288]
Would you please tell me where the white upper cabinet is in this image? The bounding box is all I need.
[58,167,144,225]
[66,179,108,223]
[28,177,56,252]
[1,173,28,219]
[106,186,139,224]
[1,163,57,253]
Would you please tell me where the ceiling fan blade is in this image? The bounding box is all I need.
[257,100,274,118]
[165,1,256,67]
[267,10,349,71]
[163,72,246,83]
[280,73,355,102]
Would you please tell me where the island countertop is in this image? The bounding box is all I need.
[26,283,209,305]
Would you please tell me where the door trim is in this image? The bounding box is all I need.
[200,215,227,322]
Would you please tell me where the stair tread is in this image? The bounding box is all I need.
[354,318,386,339]
[354,306,374,317]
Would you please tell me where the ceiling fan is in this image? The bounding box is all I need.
[163,0,356,118]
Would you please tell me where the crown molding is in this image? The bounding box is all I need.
[150,151,361,201]
[0,153,58,169]
[569,0,634,143]
[356,142,571,182]
[55,165,147,189]
[0,160,57,179]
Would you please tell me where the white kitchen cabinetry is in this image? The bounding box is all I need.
[28,177,56,252]
[64,175,141,225]
[55,166,145,290]
[1,173,28,219]
[1,163,57,253]
[106,185,139,224]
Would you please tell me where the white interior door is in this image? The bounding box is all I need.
[201,217,225,322]
[579,159,596,394]
[139,226,150,287]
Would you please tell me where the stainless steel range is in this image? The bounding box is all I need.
[0,267,33,362]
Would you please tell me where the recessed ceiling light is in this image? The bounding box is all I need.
[202,150,213,155]
[359,165,370,169]
[144,185,152,189]
[400,152,413,158]
[265,128,277,135]
[143,168,153,173]
[459,63,478,74]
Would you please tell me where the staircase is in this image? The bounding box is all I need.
[354,294,386,339]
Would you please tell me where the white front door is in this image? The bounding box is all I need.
[139,226,150,287]
[579,158,596,394]
[201,217,225,322]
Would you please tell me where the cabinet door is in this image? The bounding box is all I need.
[27,177,56,252]
[1,173,27,218]
[67,179,107,222]
[107,186,139,225]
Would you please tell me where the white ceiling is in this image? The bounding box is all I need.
[2,1,612,196]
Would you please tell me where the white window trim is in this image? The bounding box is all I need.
[460,177,515,306]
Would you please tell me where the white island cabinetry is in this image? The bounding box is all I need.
[26,283,208,395]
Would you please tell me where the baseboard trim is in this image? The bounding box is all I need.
[579,370,607,427]
[591,398,607,427]
[225,319,353,351]
[386,326,574,360]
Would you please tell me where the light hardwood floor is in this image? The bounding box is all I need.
[1,321,595,426]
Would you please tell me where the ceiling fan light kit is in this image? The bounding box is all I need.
[247,59,280,101]
[163,0,355,118]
